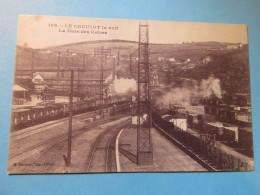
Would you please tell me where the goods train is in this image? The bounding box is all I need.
[187,112,253,151]
[199,96,252,151]
[152,111,253,171]
[11,96,131,130]
[202,95,252,126]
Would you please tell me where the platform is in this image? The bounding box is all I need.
[117,126,207,172]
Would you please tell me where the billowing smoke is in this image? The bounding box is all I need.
[157,76,222,108]
[200,76,222,99]
[112,76,137,94]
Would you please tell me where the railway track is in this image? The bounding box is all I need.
[11,101,131,139]
[8,114,129,174]
[10,110,96,139]
[86,119,130,173]
[23,137,67,173]
[11,102,130,131]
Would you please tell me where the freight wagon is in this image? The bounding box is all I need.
[152,111,253,171]
[10,96,131,130]
[187,113,203,129]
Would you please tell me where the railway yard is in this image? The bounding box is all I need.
[7,110,207,174]
[9,25,253,173]
[8,110,131,174]
[9,67,254,173]
[7,99,254,173]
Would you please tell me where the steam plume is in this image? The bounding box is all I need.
[156,76,222,108]
[112,76,137,94]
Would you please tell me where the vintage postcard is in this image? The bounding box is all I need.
[7,15,254,174]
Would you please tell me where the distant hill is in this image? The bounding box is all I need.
[41,39,242,63]
[44,39,139,57]
[16,40,250,94]
[172,46,250,94]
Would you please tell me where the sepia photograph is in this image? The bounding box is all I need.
[7,15,254,174]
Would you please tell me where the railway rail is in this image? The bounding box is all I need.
[153,113,253,171]
[10,111,96,140]
[86,119,130,173]
[11,99,131,130]
[8,113,129,174]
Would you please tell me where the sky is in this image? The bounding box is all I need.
[16,15,248,49]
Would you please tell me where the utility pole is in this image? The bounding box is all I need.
[77,67,80,102]
[57,52,61,80]
[113,57,116,81]
[62,68,74,168]
[104,55,108,114]
[94,46,111,117]
[31,51,35,70]
[117,51,120,67]
[137,22,153,166]
[68,69,73,166]
[65,52,83,101]
[83,54,86,68]
[129,53,132,78]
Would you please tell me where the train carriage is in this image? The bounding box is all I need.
[226,110,236,122]
[216,104,228,121]
[10,95,134,130]
[187,113,203,130]
[11,109,31,128]
[203,122,223,140]
[204,105,210,114]
[238,127,253,150]
[152,110,253,171]
[222,124,238,144]
[11,110,24,129]
[31,107,42,121]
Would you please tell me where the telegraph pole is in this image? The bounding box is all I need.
[65,52,88,100]
[117,51,120,67]
[113,57,116,81]
[31,51,35,70]
[129,53,132,78]
[94,46,111,117]
[68,69,74,166]
[77,67,80,101]
[57,52,61,80]
[83,54,86,68]
[62,68,74,168]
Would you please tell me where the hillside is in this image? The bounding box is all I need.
[45,40,139,57]
[170,46,250,94]
[15,40,250,95]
